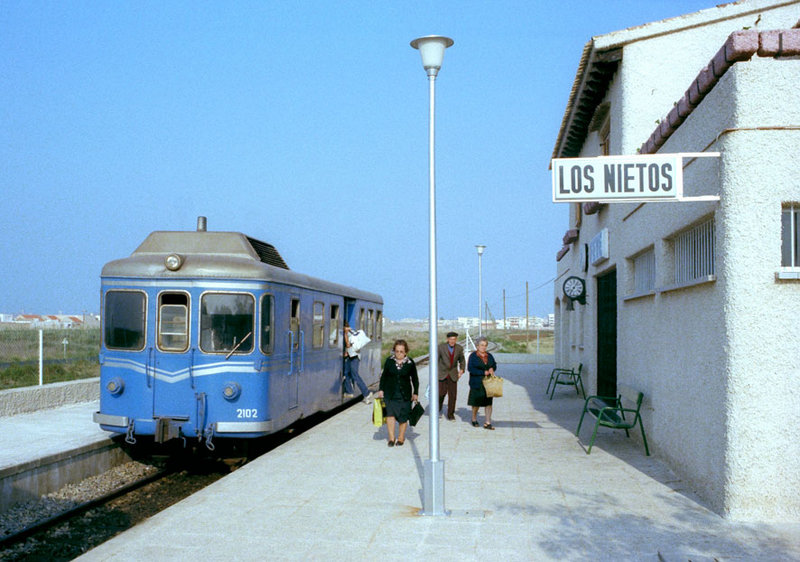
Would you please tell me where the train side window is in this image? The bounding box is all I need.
[312,301,324,348]
[104,290,146,350]
[260,294,274,354]
[200,293,254,354]
[329,304,340,347]
[376,310,383,340]
[366,309,374,338]
[158,292,189,352]
[290,298,300,349]
[359,308,365,332]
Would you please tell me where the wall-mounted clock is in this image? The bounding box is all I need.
[563,276,586,308]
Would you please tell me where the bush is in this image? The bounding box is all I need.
[0,360,99,391]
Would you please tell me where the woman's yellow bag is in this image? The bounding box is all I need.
[372,398,386,426]
[483,375,504,398]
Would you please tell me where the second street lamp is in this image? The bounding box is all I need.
[476,245,486,336]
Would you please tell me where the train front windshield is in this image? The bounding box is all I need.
[104,291,146,350]
[200,293,255,353]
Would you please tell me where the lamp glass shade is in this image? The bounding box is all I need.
[475,245,486,256]
[410,36,454,71]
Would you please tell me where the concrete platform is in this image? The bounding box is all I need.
[0,400,122,511]
[75,359,800,561]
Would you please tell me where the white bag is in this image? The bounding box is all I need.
[350,329,371,353]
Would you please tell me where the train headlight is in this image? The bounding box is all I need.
[165,253,184,271]
[222,382,241,401]
[107,377,125,395]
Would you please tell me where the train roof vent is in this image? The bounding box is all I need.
[247,237,290,270]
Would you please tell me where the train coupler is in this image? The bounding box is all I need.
[154,416,188,444]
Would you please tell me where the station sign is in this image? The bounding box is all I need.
[552,154,683,203]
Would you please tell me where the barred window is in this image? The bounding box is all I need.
[782,204,799,268]
[260,294,274,354]
[328,304,340,347]
[366,309,374,338]
[633,249,656,293]
[375,311,383,340]
[312,302,324,348]
[674,218,715,284]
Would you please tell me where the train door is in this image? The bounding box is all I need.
[153,292,194,431]
[287,296,301,409]
[343,299,357,395]
[344,299,356,329]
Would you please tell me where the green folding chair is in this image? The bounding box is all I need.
[547,363,585,399]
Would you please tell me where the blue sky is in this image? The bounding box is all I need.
[1,1,717,320]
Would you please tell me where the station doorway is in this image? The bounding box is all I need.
[596,270,617,398]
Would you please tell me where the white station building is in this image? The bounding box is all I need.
[552,0,800,521]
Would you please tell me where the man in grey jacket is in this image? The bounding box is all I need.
[437,331,465,421]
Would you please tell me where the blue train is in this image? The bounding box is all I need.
[93,218,383,449]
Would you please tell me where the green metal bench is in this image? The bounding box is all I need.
[546,363,585,400]
[576,385,650,455]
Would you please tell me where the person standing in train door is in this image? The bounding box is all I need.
[343,321,373,404]
[437,331,465,421]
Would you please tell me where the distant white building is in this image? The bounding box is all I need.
[552,1,800,521]
[456,317,480,329]
[10,314,91,329]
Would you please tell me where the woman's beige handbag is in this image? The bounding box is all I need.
[483,375,504,398]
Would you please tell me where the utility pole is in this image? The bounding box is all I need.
[502,289,506,331]
[526,281,529,344]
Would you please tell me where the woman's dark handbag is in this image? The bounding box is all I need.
[409,401,425,426]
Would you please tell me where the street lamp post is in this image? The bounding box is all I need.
[411,34,453,517]
[476,245,486,336]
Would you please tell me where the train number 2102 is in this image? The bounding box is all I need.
[237,408,258,419]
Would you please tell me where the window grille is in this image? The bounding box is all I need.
[674,218,715,285]
[782,203,799,268]
[633,249,655,293]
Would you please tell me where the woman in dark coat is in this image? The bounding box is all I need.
[377,339,419,446]
[468,336,497,430]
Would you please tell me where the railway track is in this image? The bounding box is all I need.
[0,465,170,551]
[0,456,229,561]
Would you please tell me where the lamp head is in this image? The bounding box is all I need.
[475,244,486,256]
[410,35,454,77]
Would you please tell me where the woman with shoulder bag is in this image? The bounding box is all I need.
[376,339,419,446]
[468,336,497,430]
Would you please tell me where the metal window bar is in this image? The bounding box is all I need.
[795,205,799,267]
[633,250,655,293]
[674,219,715,284]
[785,204,799,268]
